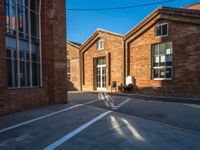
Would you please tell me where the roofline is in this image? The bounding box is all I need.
[96,28,124,37]
[80,28,123,51]
[183,2,200,8]
[124,5,162,39]
[124,6,200,40]
[67,41,81,49]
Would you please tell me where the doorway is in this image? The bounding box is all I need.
[96,57,106,91]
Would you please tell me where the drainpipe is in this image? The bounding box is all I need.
[122,40,126,86]
[79,50,82,91]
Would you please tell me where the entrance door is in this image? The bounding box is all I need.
[96,58,106,91]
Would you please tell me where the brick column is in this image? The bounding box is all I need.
[0,1,7,90]
[41,0,67,104]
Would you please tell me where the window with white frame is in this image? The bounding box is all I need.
[67,59,71,80]
[152,42,173,80]
[155,23,168,37]
[96,40,104,50]
[5,0,41,88]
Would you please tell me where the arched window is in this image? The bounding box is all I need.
[5,0,42,88]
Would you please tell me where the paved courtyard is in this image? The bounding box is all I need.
[0,92,200,150]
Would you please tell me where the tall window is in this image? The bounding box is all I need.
[152,42,173,80]
[67,60,71,80]
[96,40,104,50]
[5,0,41,88]
[155,23,168,37]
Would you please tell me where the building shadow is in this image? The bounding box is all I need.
[67,80,79,91]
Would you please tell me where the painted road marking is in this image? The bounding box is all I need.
[43,110,112,150]
[0,104,83,133]
[84,99,99,105]
[112,98,131,110]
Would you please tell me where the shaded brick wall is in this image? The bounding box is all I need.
[127,20,200,98]
[82,31,123,92]
[67,43,80,91]
[0,0,67,115]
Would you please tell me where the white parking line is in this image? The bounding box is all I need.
[84,99,99,105]
[43,110,112,150]
[0,104,83,133]
[112,98,131,110]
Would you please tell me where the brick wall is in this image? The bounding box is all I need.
[81,30,123,92]
[0,0,67,115]
[67,42,81,91]
[186,3,200,10]
[127,20,200,98]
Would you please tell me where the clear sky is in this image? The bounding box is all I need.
[66,0,199,43]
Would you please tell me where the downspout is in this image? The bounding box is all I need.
[79,50,82,91]
[122,40,126,86]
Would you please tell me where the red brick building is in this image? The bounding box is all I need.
[0,0,67,115]
[124,6,200,98]
[80,29,123,92]
[184,3,200,10]
[67,41,81,91]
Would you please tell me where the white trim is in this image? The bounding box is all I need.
[153,78,172,81]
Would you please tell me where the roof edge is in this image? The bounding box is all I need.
[80,28,123,51]
[67,41,81,49]
[124,5,200,40]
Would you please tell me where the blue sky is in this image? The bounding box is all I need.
[66,0,199,43]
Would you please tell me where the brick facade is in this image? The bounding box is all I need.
[81,30,123,92]
[67,42,81,91]
[124,7,200,98]
[0,0,67,115]
[185,3,200,10]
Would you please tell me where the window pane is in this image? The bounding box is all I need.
[5,0,10,32]
[153,56,159,67]
[159,43,166,55]
[7,49,18,87]
[20,60,30,86]
[162,24,168,36]
[31,11,39,40]
[152,44,158,55]
[11,0,17,33]
[32,62,40,86]
[32,43,40,62]
[156,26,161,37]
[166,55,172,66]
[159,68,165,78]
[153,69,159,78]
[166,68,172,78]
[30,0,39,12]
[160,55,166,66]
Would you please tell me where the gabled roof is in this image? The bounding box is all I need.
[124,6,200,40]
[183,3,200,8]
[80,29,123,52]
[67,41,81,49]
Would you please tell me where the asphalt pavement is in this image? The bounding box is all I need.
[0,92,200,150]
